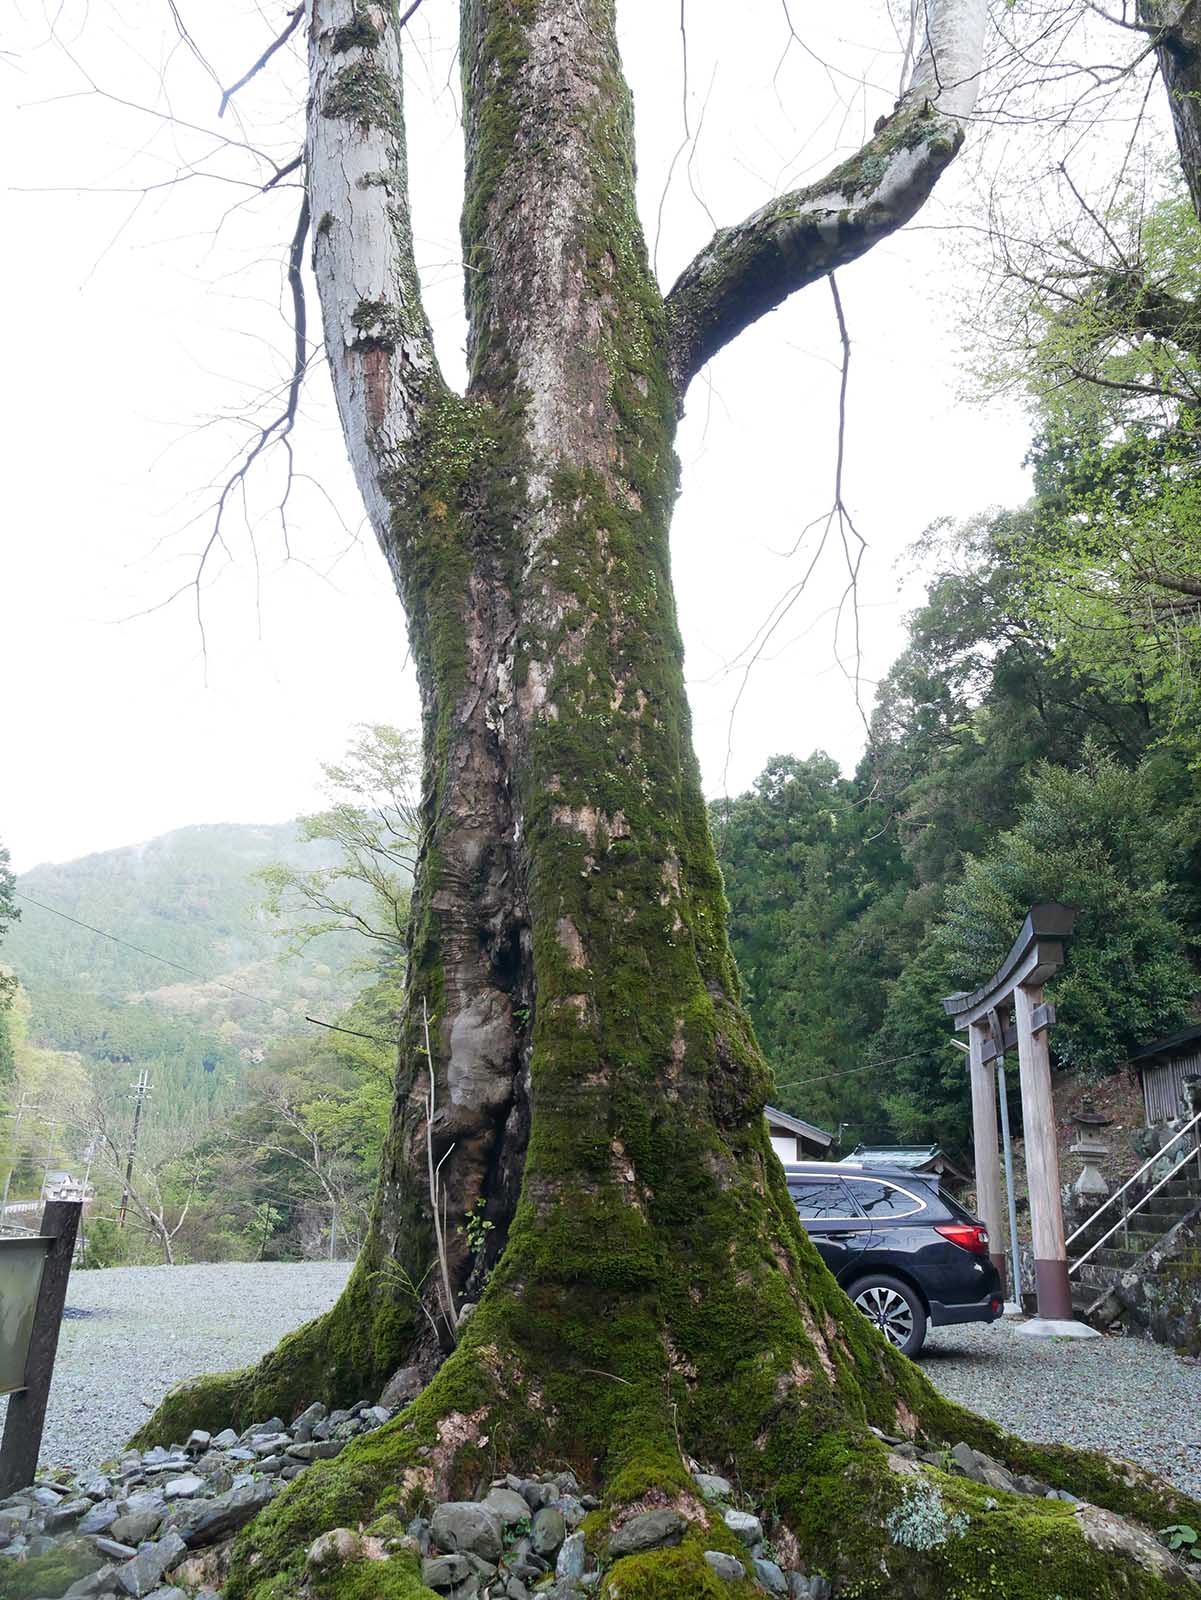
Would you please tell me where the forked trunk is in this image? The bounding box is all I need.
[139,4,1201,1594]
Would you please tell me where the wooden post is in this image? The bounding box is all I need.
[0,1200,81,1495]
[1013,984,1073,1322]
[967,1019,1007,1293]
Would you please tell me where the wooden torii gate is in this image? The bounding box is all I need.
[942,902,1098,1338]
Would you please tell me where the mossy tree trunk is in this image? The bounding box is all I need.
[142,2,1201,1594]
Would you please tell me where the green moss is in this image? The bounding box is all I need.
[600,1542,756,1600]
[331,10,381,54]
[309,1548,435,1600]
[0,1543,102,1600]
[350,297,408,350]
[322,59,402,131]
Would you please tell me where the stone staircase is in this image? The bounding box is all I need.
[1069,1165,1201,1329]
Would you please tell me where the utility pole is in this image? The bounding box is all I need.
[117,1070,150,1230]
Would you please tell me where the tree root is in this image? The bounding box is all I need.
[212,1278,1201,1600]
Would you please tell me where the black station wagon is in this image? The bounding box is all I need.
[785,1162,1004,1357]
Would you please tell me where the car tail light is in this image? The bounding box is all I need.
[935,1222,990,1255]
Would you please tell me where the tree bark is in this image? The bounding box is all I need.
[1140,0,1201,224]
[138,3,1201,1595]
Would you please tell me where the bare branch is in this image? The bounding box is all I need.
[664,0,987,394]
[219,6,303,119]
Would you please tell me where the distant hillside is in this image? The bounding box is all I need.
[7,821,363,1059]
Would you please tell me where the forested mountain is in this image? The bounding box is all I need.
[7,821,360,1059]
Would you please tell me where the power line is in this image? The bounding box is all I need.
[771,1045,946,1094]
[12,891,403,1049]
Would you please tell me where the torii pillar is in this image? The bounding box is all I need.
[944,903,1099,1338]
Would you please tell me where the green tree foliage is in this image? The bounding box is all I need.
[992,187,1201,748]
[718,512,1200,1153]
[874,752,1195,1142]
[711,755,907,1140]
[257,724,420,967]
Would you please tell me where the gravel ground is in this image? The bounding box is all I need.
[922,1316,1201,1498]
[0,1261,352,1473]
[7,1263,1200,1497]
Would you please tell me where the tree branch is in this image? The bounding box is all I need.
[664,0,987,394]
[220,6,304,119]
[306,0,447,544]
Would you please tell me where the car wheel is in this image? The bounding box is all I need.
[850,1274,927,1357]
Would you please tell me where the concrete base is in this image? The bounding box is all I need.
[1013,1316,1102,1340]
[1002,1300,1023,1317]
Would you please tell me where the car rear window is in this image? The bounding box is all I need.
[789,1178,860,1221]
[843,1178,926,1219]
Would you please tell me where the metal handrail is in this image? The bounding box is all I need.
[1066,1107,1201,1276]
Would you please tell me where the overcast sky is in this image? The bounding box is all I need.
[1,0,1047,873]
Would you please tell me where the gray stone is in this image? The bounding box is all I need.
[379,1365,425,1410]
[430,1501,503,1562]
[506,1580,531,1600]
[115,1531,188,1597]
[184,1431,211,1456]
[950,1441,985,1483]
[482,1488,532,1527]
[162,1475,205,1500]
[64,1565,119,1598]
[363,1405,391,1426]
[45,1497,91,1533]
[111,1509,164,1546]
[423,1552,472,1590]
[556,1530,586,1581]
[753,1556,788,1595]
[285,1439,345,1462]
[608,1509,687,1559]
[722,1508,763,1546]
[520,1480,552,1513]
[144,1590,188,1600]
[93,1539,139,1561]
[560,1495,586,1530]
[169,1478,276,1548]
[693,1473,733,1502]
[81,1477,113,1503]
[80,1501,121,1536]
[293,1401,327,1428]
[210,1430,237,1450]
[255,1456,285,1476]
[307,1528,363,1570]
[531,1505,566,1557]
[703,1551,746,1583]
[251,1435,291,1457]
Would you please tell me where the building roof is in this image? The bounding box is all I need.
[764,1105,833,1150]
[839,1143,971,1185]
[1130,1024,1201,1065]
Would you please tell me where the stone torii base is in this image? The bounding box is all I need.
[944,903,1099,1340]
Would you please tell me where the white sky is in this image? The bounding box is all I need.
[0,0,1047,872]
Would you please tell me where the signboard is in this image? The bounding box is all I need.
[0,1237,51,1396]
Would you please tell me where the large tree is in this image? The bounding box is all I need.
[135,3,1201,1596]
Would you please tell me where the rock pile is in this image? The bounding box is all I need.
[0,1399,395,1599]
[306,1465,832,1600]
